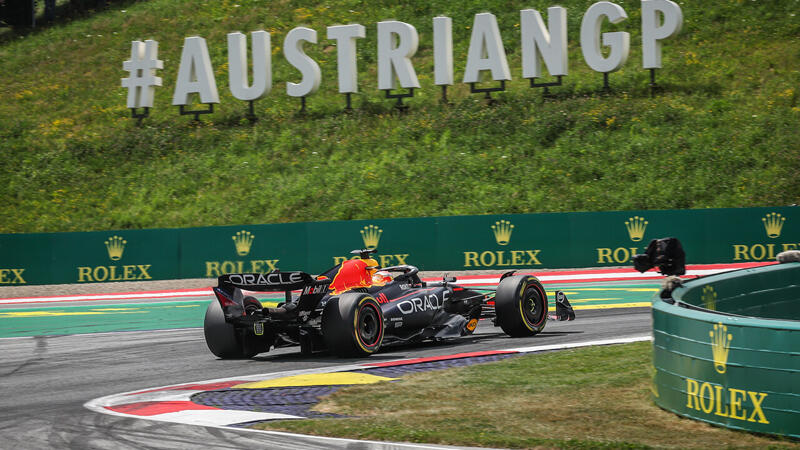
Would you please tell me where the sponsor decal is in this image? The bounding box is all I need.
[329,259,373,295]
[332,226,409,267]
[624,216,648,242]
[0,268,26,284]
[232,230,255,256]
[702,286,717,311]
[466,318,479,332]
[302,284,329,295]
[732,212,797,261]
[205,231,278,276]
[78,265,152,282]
[595,217,649,263]
[700,286,717,311]
[228,272,303,286]
[682,323,768,425]
[491,220,514,245]
[360,225,382,250]
[205,260,279,276]
[463,220,542,268]
[376,293,390,304]
[762,212,785,238]
[333,254,409,267]
[78,236,154,282]
[396,291,447,315]
[685,379,769,424]
[710,322,731,374]
[105,235,127,261]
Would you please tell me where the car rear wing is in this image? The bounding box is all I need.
[213,271,332,318]
[217,271,319,292]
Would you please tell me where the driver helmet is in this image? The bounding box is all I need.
[372,270,393,286]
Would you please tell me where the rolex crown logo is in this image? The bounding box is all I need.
[361,225,382,250]
[762,212,785,239]
[232,230,255,256]
[701,285,717,311]
[625,216,648,242]
[105,236,127,261]
[710,322,733,374]
[492,220,514,246]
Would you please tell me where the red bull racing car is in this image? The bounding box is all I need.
[204,250,575,358]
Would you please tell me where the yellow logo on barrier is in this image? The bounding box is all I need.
[702,285,717,311]
[232,230,255,256]
[105,236,127,261]
[492,220,514,245]
[625,216,648,242]
[710,322,732,374]
[360,225,382,250]
[762,212,785,238]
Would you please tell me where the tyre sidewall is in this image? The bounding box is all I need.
[204,298,243,358]
[322,293,384,357]
[495,275,548,337]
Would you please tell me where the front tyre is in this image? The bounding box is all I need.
[322,293,384,357]
[495,275,548,337]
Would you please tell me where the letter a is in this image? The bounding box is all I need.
[172,36,220,105]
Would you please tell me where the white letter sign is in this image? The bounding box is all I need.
[521,7,568,78]
[433,16,454,86]
[463,13,511,83]
[227,31,271,101]
[285,27,321,98]
[172,36,219,105]
[641,0,683,69]
[121,40,162,108]
[377,21,420,90]
[327,24,366,94]
[580,2,630,73]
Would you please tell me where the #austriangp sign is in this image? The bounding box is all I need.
[120,0,683,120]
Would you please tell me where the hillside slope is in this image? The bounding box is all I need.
[1,0,798,233]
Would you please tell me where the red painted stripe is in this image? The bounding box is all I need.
[127,380,250,395]
[106,401,219,416]
[364,350,518,367]
[427,262,771,280]
[1,262,772,304]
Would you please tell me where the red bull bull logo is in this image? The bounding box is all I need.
[329,259,378,295]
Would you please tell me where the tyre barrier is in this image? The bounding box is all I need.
[652,261,799,438]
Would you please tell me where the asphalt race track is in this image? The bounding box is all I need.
[0,297,651,449]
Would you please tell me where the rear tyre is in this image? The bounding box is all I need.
[495,275,548,337]
[204,297,265,359]
[322,293,384,357]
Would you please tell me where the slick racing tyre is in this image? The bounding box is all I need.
[322,293,384,357]
[495,275,548,337]
[204,296,265,359]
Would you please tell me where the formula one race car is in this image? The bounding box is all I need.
[204,250,575,358]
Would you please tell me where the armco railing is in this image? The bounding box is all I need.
[0,206,797,285]
[652,262,800,438]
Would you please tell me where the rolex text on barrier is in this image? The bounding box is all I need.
[121,1,683,118]
[0,206,797,285]
[653,263,800,438]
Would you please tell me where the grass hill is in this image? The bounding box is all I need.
[1,0,798,233]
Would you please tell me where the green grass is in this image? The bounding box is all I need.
[1,0,799,233]
[256,342,798,449]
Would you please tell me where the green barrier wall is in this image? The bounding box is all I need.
[0,206,797,285]
[652,262,800,438]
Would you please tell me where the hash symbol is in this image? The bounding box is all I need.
[121,40,163,109]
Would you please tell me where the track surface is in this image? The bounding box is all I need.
[0,300,651,449]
